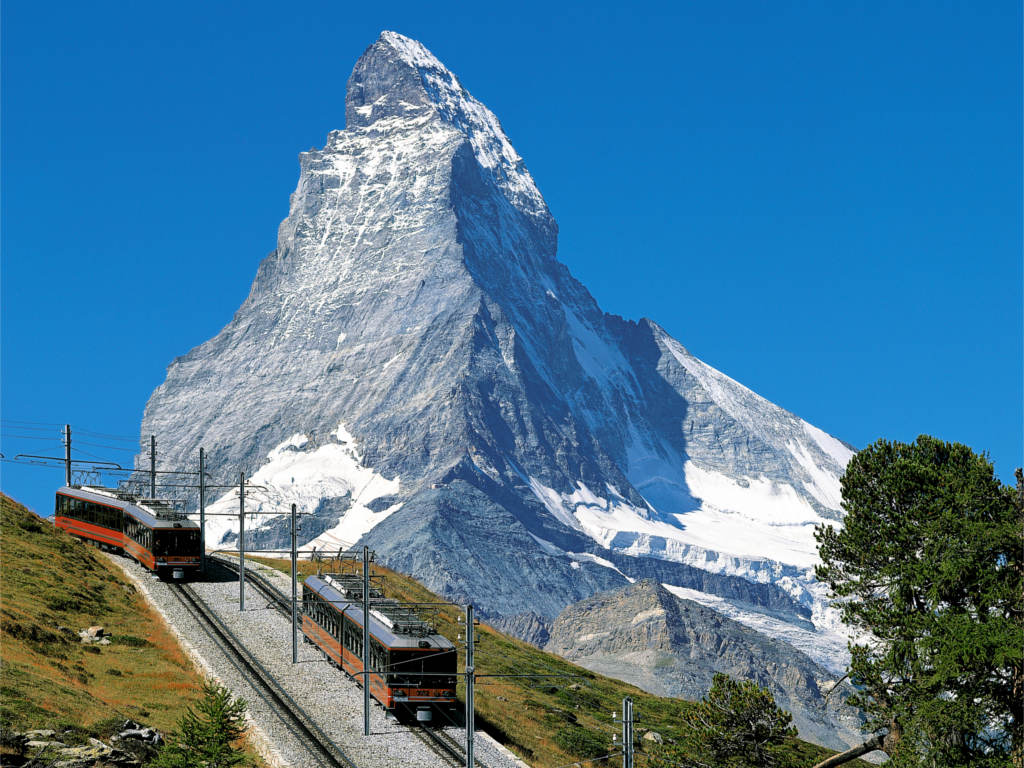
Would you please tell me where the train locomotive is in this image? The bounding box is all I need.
[302,573,457,723]
[55,486,202,579]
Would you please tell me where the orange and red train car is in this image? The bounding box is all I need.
[55,486,201,579]
[302,573,457,723]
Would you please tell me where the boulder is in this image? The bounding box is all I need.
[78,626,112,645]
[24,729,57,739]
[26,739,67,749]
[113,720,163,746]
[49,738,139,768]
[642,731,663,744]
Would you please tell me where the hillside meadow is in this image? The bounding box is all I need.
[0,493,264,765]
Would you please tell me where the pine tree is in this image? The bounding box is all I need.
[149,682,249,768]
[648,674,798,768]
[687,674,798,768]
[814,436,1022,767]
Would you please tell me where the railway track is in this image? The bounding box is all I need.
[168,580,356,768]
[418,725,485,767]
[211,554,291,612]
[211,554,491,768]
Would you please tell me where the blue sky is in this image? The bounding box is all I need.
[3,1,1021,515]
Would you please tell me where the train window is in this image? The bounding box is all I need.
[341,616,351,650]
[153,530,199,557]
[350,623,362,658]
[424,649,457,683]
[370,640,386,675]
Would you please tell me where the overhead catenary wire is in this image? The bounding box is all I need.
[3,420,141,443]
[74,428,140,442]
[71,446,121,462]
[73,439,141,453]
[0,419,62,428]
[0,433,64,441]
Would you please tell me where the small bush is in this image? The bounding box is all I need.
[554,726,608,760]
[118,635,151,648]
[19,517,42,534]
[558,685,601,710]
[45,595,79,612]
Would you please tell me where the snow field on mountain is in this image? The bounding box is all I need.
[528,532,637,583]
[199,423,400,552]
[529,460,830,572]
[526,463,856,667]
[661,584,850,673]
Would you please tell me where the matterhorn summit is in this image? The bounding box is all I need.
[141,31,855,681]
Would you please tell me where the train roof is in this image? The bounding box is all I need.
[58,486,199,531]
[304,574,455,652]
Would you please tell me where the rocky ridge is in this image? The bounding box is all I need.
[544,580,863,750]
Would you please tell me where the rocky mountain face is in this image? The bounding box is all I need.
[544,580,863,750]
[140,30,855,693]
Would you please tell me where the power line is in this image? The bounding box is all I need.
[0,419,61,428]
[74,439,140,453]
[0,425,60,434]
[74,429,139,442]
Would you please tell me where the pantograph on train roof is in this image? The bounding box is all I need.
[321,573,437,637]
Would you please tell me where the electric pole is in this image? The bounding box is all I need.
[199,447,206,573]
[621,697,634,768]
[239,471,245,612]
[363,545,371,736]
[63,425,71,486]
[149,435,157,497]
[466,603,475,768]
[291,503,298,664]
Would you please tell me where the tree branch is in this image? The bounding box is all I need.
[809,733,886,768]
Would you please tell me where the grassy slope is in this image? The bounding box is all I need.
[254,555,867,768]
[0,493,260,768]
[0,492,204,732]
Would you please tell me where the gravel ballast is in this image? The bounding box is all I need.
[109,554,528,768]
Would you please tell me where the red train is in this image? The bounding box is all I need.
[55,486,201,579]
[302,573,457,723]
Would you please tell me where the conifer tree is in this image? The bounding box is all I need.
[813,436,1022,767]
[648,674,798,768]
[150,682,249,768]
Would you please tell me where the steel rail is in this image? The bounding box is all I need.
[167,581,356,768]
[211,554,493,768]
[414,724,465,766]
[210,554,291,614]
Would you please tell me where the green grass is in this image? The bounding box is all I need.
[252,555,869,767]
[0,493,266,765]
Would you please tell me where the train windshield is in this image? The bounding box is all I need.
[153,529,200,557]
[389,649,456,685]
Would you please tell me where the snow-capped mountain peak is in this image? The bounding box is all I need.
[346,30,548,221]
[141,31,856,685]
